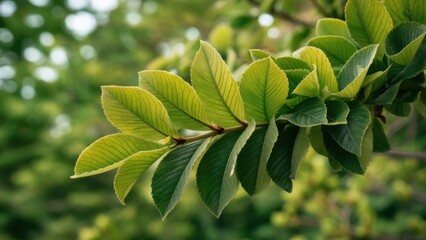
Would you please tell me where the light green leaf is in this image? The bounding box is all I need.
[386,22,426,65]
[237,119,278,195]
[139,70,214,131]
[285,69,311,94]
[293,47,338,92]
[325,101,371,156]
[291,128,309,178]
[267,125,308,192]
[249,49,272,61]
[292,65,320,97]
[196,120,256,217]
[332,45,378,99]
[152,138,212,219]
[389,40,426,82]
[279,97,327,127]
[101,86,178,140]
[384,0,426,24]
[114,147,169,204]
[191,41,246,127]
[325,100,350,125]
[316,18,353,41]
[274,57,311,71]
[307,36,357,70]
[72,134,163,178]
[346,0,393,55]
[323,128,364,174]
[372,118,390,152]
[240,57,289,122]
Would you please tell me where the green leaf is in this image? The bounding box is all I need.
[292,65,320,97]
[308,126,328,157]
[139,70,214,131]
[389,40,426,82]
[293,46,338,93]
[240,57,289,122]
[267,125,308,192]
[366,81,402,104]
[152,138,212,219]
[384,0,426,24]
[191,41,246,127]
[325,101,371,156]
[316,18,353,41]
[322,129,364,174]
[386,22,426,65]
[114,147,169,204]
[345,0,393,55]
[307,36,357,70]
[196,120,256,217]
[325,100,350,125]
[285,69,311,94]
[385,103,412,116]
[274,57,311,71]
[415,88,426,119]
[237,119,278,196]
[372,118,390,152]
[249,49,272,61]
[72,134,164,178]
[101,86,178,140]
[358,121,373,171]
[291,128,309,178]
[332,45,378,99]
[279,98,327,127]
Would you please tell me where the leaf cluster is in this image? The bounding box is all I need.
[73,0,426,218]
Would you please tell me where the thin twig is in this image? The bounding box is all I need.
[246,0,315,27]
[379,149,426,160]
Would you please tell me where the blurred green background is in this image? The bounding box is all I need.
[1,0,426,239]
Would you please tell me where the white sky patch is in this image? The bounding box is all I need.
[185,27,200,40]
[65,11,97,38]
[50,114,72,138]
[66,0,89,10]
[80,45,97,59]
[126,12,142,26]
[29,0,49,7]
[258,13,274,27]
[0,28,14,43]
[143,1,157,14]
[90,0,118,12]
[0,1,17,17]
[25,14,45,28]
[39,32,54,46]
[21,85,36,100]
[0,65,16,79]
[24,47,45,63]
[50,47,68,65]
[34,66,58,83]
[268,27,280,39]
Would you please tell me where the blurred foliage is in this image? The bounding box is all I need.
[0,0,425,239]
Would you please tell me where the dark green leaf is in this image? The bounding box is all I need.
[372,118,390,152]
[279,98,327,127]
[325,100,349,125]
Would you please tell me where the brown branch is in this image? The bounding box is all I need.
[246,0,315,27]
[309,0,329,17]
[378,149,426,160]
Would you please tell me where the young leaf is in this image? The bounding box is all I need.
[316,18,353,42]
[267,125,309,192]
[384,0,426,25]
[101,86,178,140]
[152,138,212,219]
[372,118,390,152]
[285,69,311,94]
[114,147,169,204]
[139,70,214,131]
[72,134,164,178]
[307,36,357,70]
[325,100,350,125]
[191,41,246,127]
[293,46,338,92]
[345,0,393,55]
[389,40,426,82]
[386,22,426,65]
[279,97,327,127]
[332,45,378,99]
[324,101,371,156]
[274,57,311,71]
[196,120,256,217]
[240,58,289,122]
[249,49,272,61]
[292,65,320,97]
[236,119,278,196]
[322,129,364,174]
